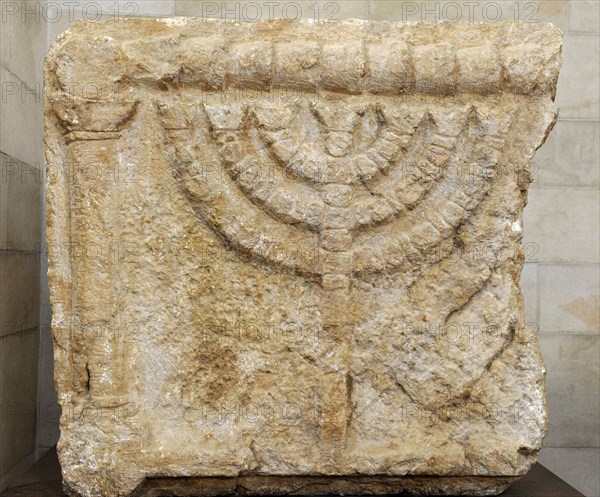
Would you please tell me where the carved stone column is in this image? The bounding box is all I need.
[45,19,562,497]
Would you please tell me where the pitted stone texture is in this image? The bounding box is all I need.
[45,19,562,497]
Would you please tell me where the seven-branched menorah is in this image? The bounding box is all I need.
[158,96,514,460]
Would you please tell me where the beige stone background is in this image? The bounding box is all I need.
[0,0,598,495]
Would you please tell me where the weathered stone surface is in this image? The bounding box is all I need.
[45,19,562,497]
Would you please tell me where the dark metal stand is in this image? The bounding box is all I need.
[1,448,586,497]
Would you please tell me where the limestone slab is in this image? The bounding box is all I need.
[44,19,562,497]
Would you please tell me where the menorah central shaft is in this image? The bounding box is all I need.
[317,184,356,460]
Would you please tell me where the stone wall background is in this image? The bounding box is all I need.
[1,0,46,490]
[0,1,597,495]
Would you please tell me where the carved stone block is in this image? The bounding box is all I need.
[45,19,562,497]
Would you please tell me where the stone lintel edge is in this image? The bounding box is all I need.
[45,18,563,100]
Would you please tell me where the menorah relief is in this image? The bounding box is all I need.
[156,94,521,457]
[46,18,562,497]
[160,99,514,276]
